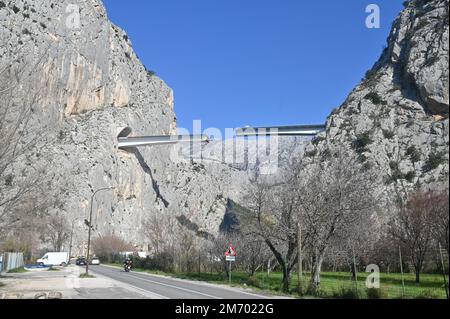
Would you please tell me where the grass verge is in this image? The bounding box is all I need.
[7,267,27,274]
[79,273,95,278]
[104,263,448,299]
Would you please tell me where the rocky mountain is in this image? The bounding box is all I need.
[0,0,307,254]
[1,0,447,255]
[303,0,449,203]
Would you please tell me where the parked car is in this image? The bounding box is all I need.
[76,256,87,266]
[90,257,100,265]
[37,252,69,266]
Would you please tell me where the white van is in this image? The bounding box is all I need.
[37,252,69,266]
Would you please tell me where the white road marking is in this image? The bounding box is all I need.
[125,273,223,299]
[99,265,274,299]
[89,267,169,299]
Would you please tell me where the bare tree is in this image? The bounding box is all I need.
[430,190,449,255]
[0,42,55,238]
[206,232,241,277]
[243,173,301,292]
[92,234,133,262]
[329,212,378,279]
[389,191,442,283]
[297,149,377,292]
[39,214,70,252]
[369,235,399,273]
[239,236,271,276]
[142,214,170,255]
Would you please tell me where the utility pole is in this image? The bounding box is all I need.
[68,219,76,264]
[352,245,358,296]
[229,260,232,285]
[439,243,449,299]
[297,220,303,293]
[85,187,114,276]
[399,246,406,299]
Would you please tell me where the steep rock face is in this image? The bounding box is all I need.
[304,0,449,201]
[1,0,307,253]
[0,0,251,252]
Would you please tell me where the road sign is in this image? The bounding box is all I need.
[224,243,237,285]
[225,243,237,257]
[226,256,236,262]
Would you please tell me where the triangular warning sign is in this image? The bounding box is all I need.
[225,243,237,257]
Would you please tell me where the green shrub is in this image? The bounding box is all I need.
[365,69,377,80]
[363,162,373,171]
[366,288,386,299]
[423,152,446,173]
[382,130,395,139]
[4,174,13,186]
[406,146,421,162]
[405,171,416,183]
[131,252,175,273]
[312,136,326,146]
[7,267,26,274]
[246,276,261,288]
[389,161,399,171]
[352,132,373,154]
[305,149,318,158]
[358,154,368,163]
[320,149,332,161]
[415,290,440,299]
[364,92,386,105]
[415,19,430,30]
[332,287,360,299]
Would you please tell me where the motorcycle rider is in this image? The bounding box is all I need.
[124,257,133,272]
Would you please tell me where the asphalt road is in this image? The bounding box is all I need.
[89,265,272,299]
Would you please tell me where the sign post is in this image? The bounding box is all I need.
[225,243,237,285]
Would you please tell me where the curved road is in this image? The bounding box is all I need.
[89,265,273,299]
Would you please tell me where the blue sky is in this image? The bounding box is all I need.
[103,0,404,133]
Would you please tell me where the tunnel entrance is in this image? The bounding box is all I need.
[118,127,132,138]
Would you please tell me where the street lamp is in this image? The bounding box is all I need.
[68,218,78,265]
[85,187,115,276]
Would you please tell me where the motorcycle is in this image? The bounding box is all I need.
[124,263,132,272]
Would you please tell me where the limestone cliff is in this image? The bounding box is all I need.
[0,0,255,253]
[303,0,449,203]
